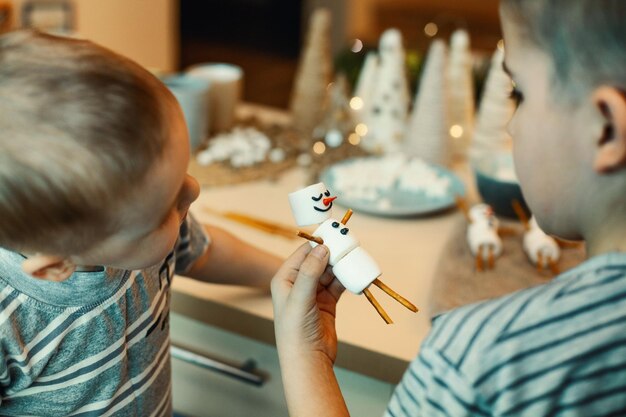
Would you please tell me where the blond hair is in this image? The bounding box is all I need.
[501,0,626,101]
[0,30,173,255]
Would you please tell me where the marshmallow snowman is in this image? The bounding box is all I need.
[466,203,503,270]
[523,216,560,272]
[288,183,417,323]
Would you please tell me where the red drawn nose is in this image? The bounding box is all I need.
[323,196,337,206]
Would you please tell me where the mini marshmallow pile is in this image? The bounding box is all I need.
[331,155,451,204]
[195,127,286,167]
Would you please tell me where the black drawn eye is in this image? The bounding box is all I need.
[340,228,349,235]
[311,194,323,201]
[324,190,331,197]
[332,222,340,228]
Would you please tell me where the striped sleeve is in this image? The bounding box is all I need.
[174,213,210,274]
[385,347,489,417]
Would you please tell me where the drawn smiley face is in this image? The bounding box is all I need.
[311,189,337,212]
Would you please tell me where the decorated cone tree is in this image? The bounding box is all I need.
[362,29,410,154]
[404,39,450,166]
[470,47,515,161]
[447,29,475,161]
[351,52,379,125]
[313,73,355,148]
[289,8,333,144]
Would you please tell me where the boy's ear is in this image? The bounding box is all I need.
[21,255,76,282]
[592,86,626,173]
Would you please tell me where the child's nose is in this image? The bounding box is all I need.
[323,196,337,206]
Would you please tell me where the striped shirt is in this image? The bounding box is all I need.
[0,215,209,416]
[385,252,626,417]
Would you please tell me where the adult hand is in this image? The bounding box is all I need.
[271,243,345,364]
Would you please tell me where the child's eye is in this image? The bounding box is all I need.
[509,81,524,107]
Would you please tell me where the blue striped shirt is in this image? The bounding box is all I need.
[385,252,626,417]
[0,215,208,416]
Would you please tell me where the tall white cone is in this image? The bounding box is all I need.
[351,52,379,125]
[470,47,514,161]
[289,8,333,140]
[404,39,450,166]
[447,29,475,160]
[362,28,410,153]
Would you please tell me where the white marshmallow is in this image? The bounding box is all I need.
[466,204,502,261]
[288,182,336,227]
[523,217,560,267]
[309,218,359,265]
[467,223,503,261]
[332,247,381,294]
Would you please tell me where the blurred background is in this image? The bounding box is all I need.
[0,0,501,108]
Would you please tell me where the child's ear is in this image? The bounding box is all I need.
[592,86,626,173]
[21,255,76,282]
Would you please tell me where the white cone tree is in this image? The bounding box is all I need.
[289,8,332,141]
[362,29,410,153]
[447,29,475,161]
[470,47,515,161]
[404,39,450,166]
[351,52,379,125]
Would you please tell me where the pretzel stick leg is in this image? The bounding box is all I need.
[455,195,471,222]
[548,257,560,275]
[511,199,530,230]
[297,231,324,245]
[363,288,393,324]
[373,279,418,312]
[476,246,484,272]
[341,209,353,225]
[488,246,495,269]
[537,252,544,272]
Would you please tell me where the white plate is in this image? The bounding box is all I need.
[320,157,466,217]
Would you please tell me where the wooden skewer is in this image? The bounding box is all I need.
[548,257,560,275]
[455,195,471,222]
[341,209,353,225]
[476,246,484,272]
[297,231,324,245]
[512,199,530,230]
[373,279,418,312]
[363,288,393,324]
[205,207,299,240]
[537,252,544,272]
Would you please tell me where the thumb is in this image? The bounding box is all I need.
[289,245,329,305]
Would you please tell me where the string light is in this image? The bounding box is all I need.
[351,39,363,53]
[349,96,364,110]
[355,123,369,136]
[313,141,326,154]
[450,125,464,138]
[348,133,361,145]
[424,23,438,37]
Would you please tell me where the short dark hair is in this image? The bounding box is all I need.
[0,30,174,255]
[501,0,626,100]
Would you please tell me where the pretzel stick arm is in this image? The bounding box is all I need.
[363,288,393,324]
[476,246,484,272]
[297,231,324,245]
[341,209,353,225]
[548,257,560,275]
[488,246,495,269]
[372,279,418,312]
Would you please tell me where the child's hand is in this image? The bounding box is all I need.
[271,243,345,364]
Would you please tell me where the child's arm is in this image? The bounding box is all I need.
[184,224,283,290]
[271,243,350,417]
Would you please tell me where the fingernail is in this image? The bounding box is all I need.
[311,245,328,259]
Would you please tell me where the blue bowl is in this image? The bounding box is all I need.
[473,152,530,219]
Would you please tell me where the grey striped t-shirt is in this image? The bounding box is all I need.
[0,215,209,416]
[385,252,626,417]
